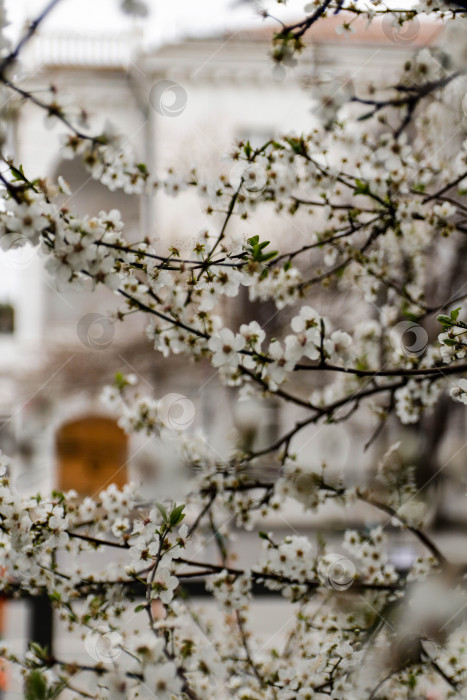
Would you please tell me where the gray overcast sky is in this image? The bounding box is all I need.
[5,0,307,47]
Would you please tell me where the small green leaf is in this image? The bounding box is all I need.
[169,504,186,527]
[354,180,370,195]
[259,250,278,262]
[114,372,127,390]
[10,163,26,181]
[437,314,453,326]
[25,670,47,700]
[357,111,374,121]
[29,643,47,659]
[450,307,461,321]
[286,137,306,155]
[246,236,278,263]
[155,502,168,522]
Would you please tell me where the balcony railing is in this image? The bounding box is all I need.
[30,31,141,69]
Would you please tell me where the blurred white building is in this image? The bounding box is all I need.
[0,15,456,696]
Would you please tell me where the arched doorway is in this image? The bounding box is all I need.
[56,415,127,495]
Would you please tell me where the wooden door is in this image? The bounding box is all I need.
[56,416,127,495]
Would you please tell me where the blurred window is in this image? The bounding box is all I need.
[0,304,14,334]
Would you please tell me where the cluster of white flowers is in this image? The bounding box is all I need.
[203,305,354,391]
[343,528,398,585]
[0,1,467,697]
[0,182,130,291]
[276,460,322,509]
[62,128,152,196]
[205,570,252,611]
[439,325,467,364]
[395,379,442,424]
[102,390,162,435]
[256,534,315,590]
[451,377,467,404]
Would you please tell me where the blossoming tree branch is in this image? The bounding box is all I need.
[0,0,466,697]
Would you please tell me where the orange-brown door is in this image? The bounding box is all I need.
[56,416,127,495]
